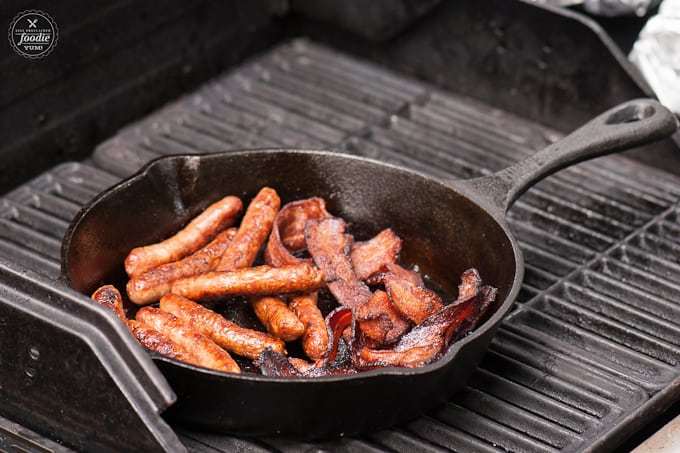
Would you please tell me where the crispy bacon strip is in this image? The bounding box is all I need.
[356,290,411,346]
[305,217,372,309]
[278,197,331,251]
[383,272,444,324]
[160,293,285,360]
[170,263,325,302]
[127,228,237,305]
[125,195,243,277]
[136,306,240,373]
[350,229,402,282]
[458,268,482,300]
[264,197,331,267]
[382,263,424,287]
[216,187,280,272]
[357,274,497,369]
[289,293,329,361]
[128,319,199,365]
[356,291,476,369]
[91,285,128,325]
[248,295,305,342]
[288,357,316,374]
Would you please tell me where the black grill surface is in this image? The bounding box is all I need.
[2,39,680,452]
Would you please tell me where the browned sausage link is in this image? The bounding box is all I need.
[216,187,280,272]
[170,263,325,302]
[135,306,240,373]
[261,198,331,355]
[125,195,243,277]
[350,229,402,282]
[160,293,286,360]
[285,292,327,360]
[126,228,237,305]
[383,272,444,324]
[264,197,330,267]
[305,217,372,309]
[91,285,128,325]
[248,295,305,342]
[128,319,199,365]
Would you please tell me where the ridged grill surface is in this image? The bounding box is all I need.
[1,40,680,452]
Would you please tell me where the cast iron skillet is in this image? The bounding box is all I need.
[61,99,677,439]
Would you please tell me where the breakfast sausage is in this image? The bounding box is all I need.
[160,293,286,360]
[135,306,240,373]
[128,319,199,365]
[170,263,325,302]
[216,187,280,272]
[262,198,330,357]
[126,227,237,305]
[125,195,243,277]
[289,292,329,361]
[248,295,305,342]
[91,285,128,325]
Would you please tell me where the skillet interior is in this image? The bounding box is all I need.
[61,149,520,438]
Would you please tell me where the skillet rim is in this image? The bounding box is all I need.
[60,148,524,383]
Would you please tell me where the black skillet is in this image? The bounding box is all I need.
[61,99,677,439]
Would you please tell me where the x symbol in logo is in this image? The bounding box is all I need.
[27,18,38,28]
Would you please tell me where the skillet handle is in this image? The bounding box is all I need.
[459,98,678,213]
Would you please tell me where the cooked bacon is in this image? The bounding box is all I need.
[125,195,242,277]
[457,268,482,300]
[160,293,285,360]
[264,197,330,268]
[248,295,305,342]
[136,306,241,373]
[127,228,237,305]
[170,263,325,302]
[383,271,443,324]
[257,349,303,377]
[257,347,357,378]
[382,263,424,287]
[216,187,280,272]
[356,276,497,369]
[356,290,411,346]
[350,229,402,282]
[272,197,331,254]
[305,217,372,309]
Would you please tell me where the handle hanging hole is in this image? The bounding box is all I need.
[605,104,656,125]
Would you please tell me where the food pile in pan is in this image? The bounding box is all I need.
[91,187,497,376]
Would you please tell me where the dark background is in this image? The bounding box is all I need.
[0,0,676,193]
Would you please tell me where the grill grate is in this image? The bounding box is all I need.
[1,39,680,452]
